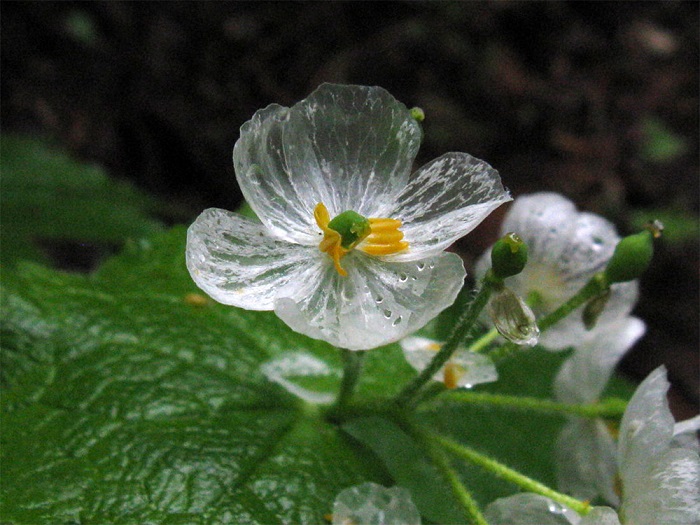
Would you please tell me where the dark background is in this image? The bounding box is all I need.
[2,1,698,415]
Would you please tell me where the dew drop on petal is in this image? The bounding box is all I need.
[399,273,408,282]
[392,316,403,326]
[375,295,384,304]
[383,309,392,318]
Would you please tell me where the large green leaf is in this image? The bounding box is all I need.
[0,227,634,524]
[0,134,162,267]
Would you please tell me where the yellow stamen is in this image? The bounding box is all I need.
[444,362,464,389]
[358,217,409,256]
[314,202,409,276]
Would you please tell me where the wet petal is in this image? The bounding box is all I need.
[186,208,314,309]
[391,152,511,260]
[233,104,320,244]
[618,366,676,484]
[484,493,581,525]
[554,316,646,404]
[332,482,421,525]
[285,83,422,218]
[274,252,465,351]
[556,419,619,506]
[400,336,498,388]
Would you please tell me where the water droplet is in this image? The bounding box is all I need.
[428,263,435,269]
[399,273,408,282]
[416,262,426,271]
[375,295,384,304]
[383,309,392,318]
[392,316,403,326]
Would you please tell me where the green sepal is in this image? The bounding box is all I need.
[491,232,528,279]
[605,230,655,283]
[328,210,371,249]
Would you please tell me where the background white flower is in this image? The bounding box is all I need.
[553,316,646,505]
[187,84,510,350]
[332,482,421,525]
[484,493,620,525]
[400,335,498,389]
[476,192,638,350]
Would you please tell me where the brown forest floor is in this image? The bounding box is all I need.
[2,2,698,416]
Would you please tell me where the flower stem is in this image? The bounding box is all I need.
[429,391,628,418]
[489,273,608,362]
[334,349,365,411]
[406,422,489,525]
[468,327,499,353]
[395,276,497,406]
[433,433,590,516]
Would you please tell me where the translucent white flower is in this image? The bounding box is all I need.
[476,192,638,350]
[554,316,646,505]
[400,336,498,389]
[187,84,510,350]
[332,482,421,525]
[486,367,700,525]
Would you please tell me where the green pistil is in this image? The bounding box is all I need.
[327,210,371,249]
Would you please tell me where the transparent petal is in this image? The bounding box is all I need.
[484,493,581,525]
[621,447,700,525]
[390,152,511,260]
[260,352,339,405]
[554,317,646,404]
[672,415,700,453]
[487,287,540,346]
[233,104,320,244]
[580,507,621,525]
[618,366,676,484]
[284,83,422,218]
[186,208,314,310]
[332,482,421,525]
[400,336,498,388]
[556,419,620,506]
[274,252,465,351]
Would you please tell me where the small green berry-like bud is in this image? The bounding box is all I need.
[491,232,528,279]
[410,107,425,122]
[605,228,656,283]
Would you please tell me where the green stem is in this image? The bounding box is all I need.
[433,433,590,516]
[407,422,489,525]
[429,391,628,418]
[334,349,365,411]
[489,273,608,362]
[396,276,497,406]
[468,327,500,353]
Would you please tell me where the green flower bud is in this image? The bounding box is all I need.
[327,210,371,250]
[488,287,540,346]
[410,107,425,122]
[605,224,660,283]
[491,232,528,280]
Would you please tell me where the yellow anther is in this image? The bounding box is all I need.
[444,362,464,389]
[314,202,409,276]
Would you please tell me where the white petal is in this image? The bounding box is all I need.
[274,252,465,351]
[580,507,621,525]
[400,336,498,387]
[553,317,646,403]
[556,419,620,506]
[332,482,421,525]
[284,83,422,218]
[390,153,511,260]
[260,352,338,405]
[233,104,320,244]
[672,415,700,452]
[621,447,700,525]
[484,493,581,525]
[186,208,314,310]
[618,366,676,484]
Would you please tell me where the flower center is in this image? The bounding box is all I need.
[314,202,409,276]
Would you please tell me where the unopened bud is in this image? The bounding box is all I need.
[491,232,528,280]
[410,107,425,122]
[605,223,661,283]
[488,287,540,346]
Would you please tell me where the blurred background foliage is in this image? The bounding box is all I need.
[1,2,697,414]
